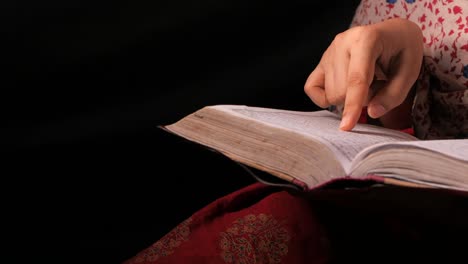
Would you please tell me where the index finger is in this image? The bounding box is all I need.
[340,44,380,131]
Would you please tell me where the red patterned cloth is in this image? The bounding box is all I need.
[124,180,468,264]
[124,183,330,264]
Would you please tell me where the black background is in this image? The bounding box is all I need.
[3,1,360,262]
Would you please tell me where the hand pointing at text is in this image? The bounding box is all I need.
[304,18,424,131]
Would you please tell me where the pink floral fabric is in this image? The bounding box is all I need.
[352,0,468,139]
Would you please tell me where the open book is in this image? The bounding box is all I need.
[162,105,468,192]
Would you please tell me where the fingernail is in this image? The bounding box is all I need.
[340,115,350,130]
[369,104,386,118]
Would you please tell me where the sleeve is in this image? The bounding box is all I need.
[350,0,468,139]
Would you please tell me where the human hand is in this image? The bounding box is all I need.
[304,18,423,131]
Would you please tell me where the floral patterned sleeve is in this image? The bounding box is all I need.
[351,0,468,139]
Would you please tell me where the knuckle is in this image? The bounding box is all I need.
[325,92,345,105]
[350,25,366,36]
[363,27,380,44]
[347,72,368,88]
[333,32,345,44]
[304,83,311,94]
[319,49,331,66]
[350,25,381,47]
[304,86,317,100]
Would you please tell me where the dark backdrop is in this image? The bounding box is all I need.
[3,1,361,263]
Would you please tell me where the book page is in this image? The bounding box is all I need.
[218,105,417,172]
[353,139,468,163]
[349,139,468,190]
[400,139,468,161]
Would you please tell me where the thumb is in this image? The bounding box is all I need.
[367,49,421,119]
[367,77,414,119]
